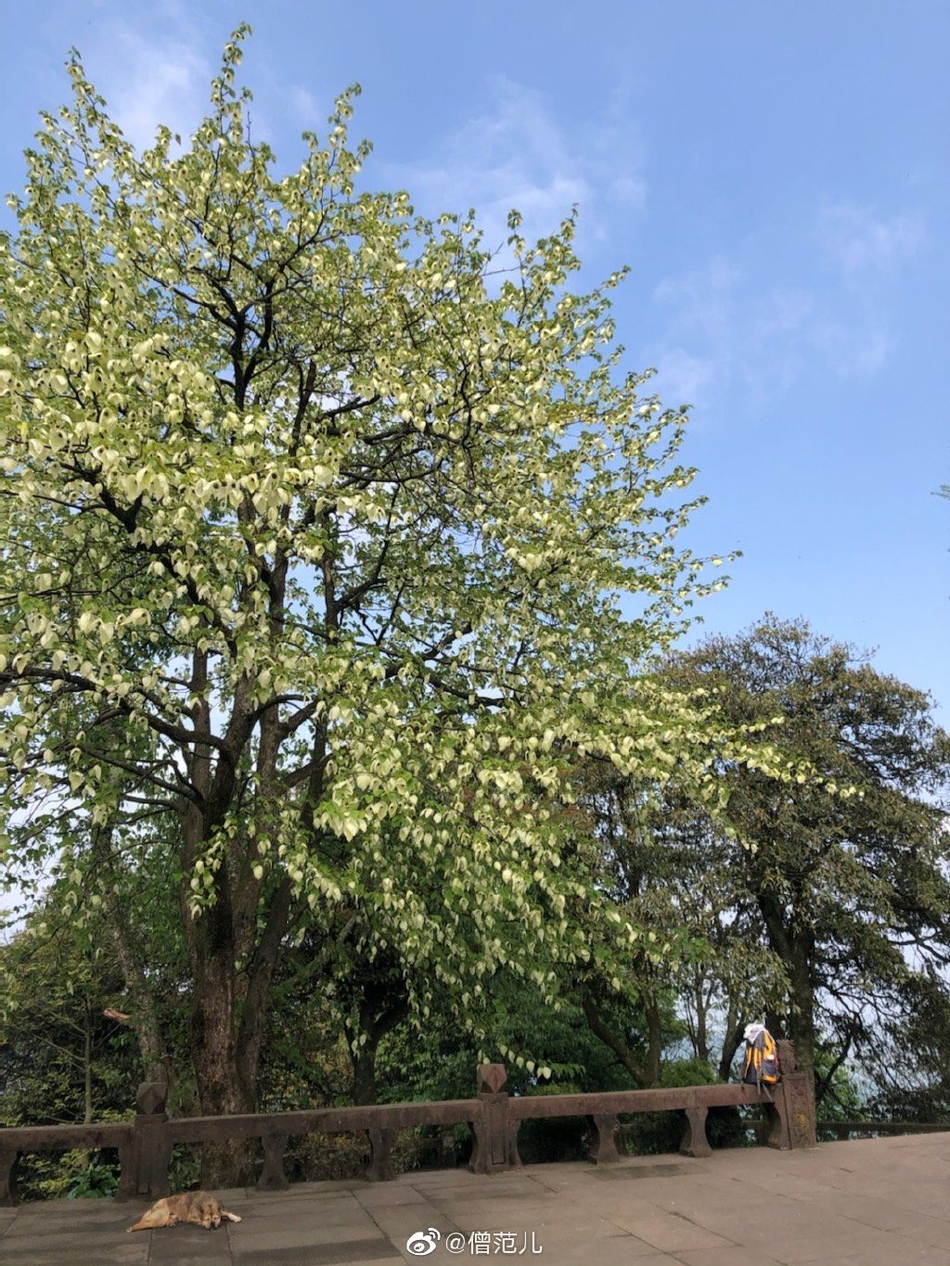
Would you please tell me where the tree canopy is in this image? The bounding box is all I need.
[0,30,803,1179]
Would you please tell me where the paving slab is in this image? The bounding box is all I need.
[610,1211,738,1253]
[675,1252,785,1266]
[828,1251,950,1266]
[2,1133,950,1264]
[357,1183,431,1206]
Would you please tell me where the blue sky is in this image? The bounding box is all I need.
[3,0,948,722]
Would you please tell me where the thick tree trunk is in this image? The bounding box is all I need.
[189,892,255,1187]
[179,666,257,1187]
[186,863,296,1186]
[344,977,410,1106]
[178,658,308,1186]
[780,939,816,1080]
[351,1046,379,1107]
[759,893,816,1080]
[235,877,294,1101]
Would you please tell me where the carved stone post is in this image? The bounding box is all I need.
[123,1081,171,1198]
[767,1041,817,1150]
[258,1133,290,1191]
[586,1114,621,1164]
[0,1149,20,1207]
[470,1064,520,1175]
[679,1106,712,1158]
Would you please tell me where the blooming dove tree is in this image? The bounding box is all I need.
[0,30,791,1177]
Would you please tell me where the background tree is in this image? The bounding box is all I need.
[662,615,950,1091]
[868,970,950,1123]
[0,904,140,1197]
[0,31,794,1180]
[569,755,787,1085]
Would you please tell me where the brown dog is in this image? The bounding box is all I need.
[128,1190,242,1232]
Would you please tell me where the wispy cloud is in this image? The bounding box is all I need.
[611,174,647,208]
[820,202,926,274]
[808,318,893,377]
[289,85,321,128]
[647,257,742,407]
[653,256,742,342]
[646,199,926,411]
[649,270,895,411]
[386,77,646,258]
[648,347,721,409]
[82,20,212,152]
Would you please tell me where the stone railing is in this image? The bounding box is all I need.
[0,1039,816,1206]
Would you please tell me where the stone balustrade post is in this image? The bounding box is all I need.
[586,1114,621,1164]
[470,1064,520,1175]
[120,1080,171,1199]
[767,1041,817,1150]
[679,1105,713,1158]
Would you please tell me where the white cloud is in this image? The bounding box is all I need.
[653,256,742,343]
[611,174,647,208]
[653,256,741,305]
[647,235,904,411]
[647,258,742,407]
[809,319,893,378]
[81,21,211,152]
[387,78,646,260]
[391,79,586,254]
[290,85,321,128]
[820,203,925,274]
[648,347,720,409]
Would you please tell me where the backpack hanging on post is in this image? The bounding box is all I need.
[742,1023,780,1091]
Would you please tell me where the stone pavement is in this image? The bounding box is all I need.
[2,1132,949,1266]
